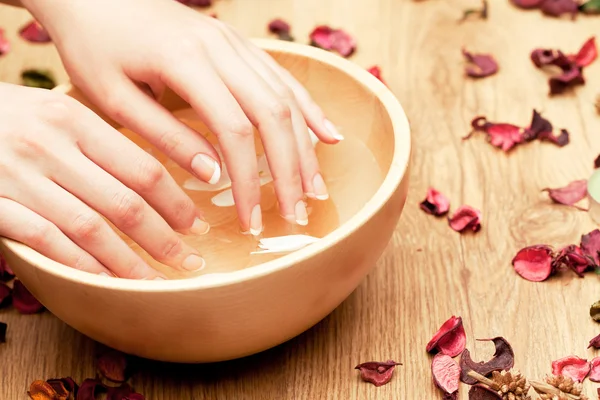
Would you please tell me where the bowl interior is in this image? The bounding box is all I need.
[3,40,410,287]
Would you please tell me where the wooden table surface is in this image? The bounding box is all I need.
[1,1,600,399]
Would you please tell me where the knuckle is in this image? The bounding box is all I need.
[157,236,184,261]
[172,197,196,225]
[136,156,165,192]
[71,212,104,242]
[36,95,75,126]
[72,254,93,272]
[223,119,254,138]
[111,190,145,229]
[266,100,292,122]
[157,130,185,157]
[22,221,55,249]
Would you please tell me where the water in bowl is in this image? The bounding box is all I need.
[115,108,384,279]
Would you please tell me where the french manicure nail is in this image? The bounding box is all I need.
[191,153,221,184]
[312,173,329,200]
[99,272,111,277]
[324,119,344,141]
[190,217,210,235]
[250,204,263,236]
[182,254,206,271]
[295,200,308,226]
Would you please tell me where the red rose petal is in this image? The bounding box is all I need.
[469,384,503,400]
[0,282,11,309]
[551,355,590,382]
[354,360,402,387]
[549,65,585,95]
[367,66,386,84]
[0,254,14,281]
[589,357,600,382]
[512,245,555,282]
[12,280,44,314]
[540,0,580,18]
[268,19,290,35]
[432,354,460,395]
[98,350,128,382]
[77,378,107,400]
[554,245,595,277]
[462,49,499,78]
[589,333,600,349]
[466,117,524,152]
[18,20,51,43]
[420,188,450,217]
[511,0,545,8]
[0,28,10,56]
[531,49,570,69]
[542,180,588,209]
[460,338,515,385]
[448,205,482,233]
[309,25,356,58]
[574,37,598,68]
[426,316,466,357]
[580,229,600,266]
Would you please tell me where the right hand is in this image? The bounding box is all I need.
[0,83,209,279]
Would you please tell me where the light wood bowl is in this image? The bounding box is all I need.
[0,39,411,362]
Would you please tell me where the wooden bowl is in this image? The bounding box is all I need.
[0,39,411,362]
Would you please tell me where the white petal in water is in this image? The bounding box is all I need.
[251,234,320,254]
[211,174,274,207]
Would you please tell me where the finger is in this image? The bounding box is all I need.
[218,28,329,200]
[15,177,165,280]
[97,76,222,188]
[74,104,208,234]
[204,37,307,225]
[50,150,207,273]
[160,57,262,234]
[0,197,110,276]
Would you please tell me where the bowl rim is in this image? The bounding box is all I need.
[0,38,411,292]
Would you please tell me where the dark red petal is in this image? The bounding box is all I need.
[426,316,463,353]
[549,65,585,95]
[462,49,499,78]
[531,49,569,68]
[538,128,569,147]
[524,109,553,141]
[595,154,600,169]
[77,378,107,400]
[551,355,590,382]
[105,383,146,400]
[512,245,554,282]
[47,377,78,396]
[268,19,290,34]
[354,360,402,387]
[432,354,460,395]
[581,229,600,265]
[540,0,580,17]
[444,393,458,400]
[12,280,44,314]
[125,394,146,400]
[175,0,212,6]
[366,66,386,85]
[459,338,515,384]
[589,333,600,349]
[542,179,588,208]
[98,350,128,383]
[309,25,356,57]
[0,254,14,281]
[555,245,595,277]
[0,282,11,309]
[589,357,600,382]
[420,188,450,217]
[574,37,597,68]
[0,322,6,343]
[511,0,545,8]
[18,20,51,43]
[469,384,502,400]
[0,28,10,56]
[448,206,482,233]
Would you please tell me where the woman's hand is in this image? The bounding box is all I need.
[0,83,210,279]
[24,0,341,234]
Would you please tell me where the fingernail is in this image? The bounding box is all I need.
[191,153,221,184]
[295,200,308,226]
[324,119,344,141]
[182,254,206,271]
[250,204,263,236]
[154,276,167,281]
[190,217,210,235]
[312,173,329,200]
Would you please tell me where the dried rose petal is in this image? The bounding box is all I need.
[12,280,44,314]
[78,378,107,400]
[469,384,502,400]
[555,245,595,277]
[589,333,600,349]
[448,206,482,233]
[432,354,460,395]
[551,355,590,382]
[465,117,524,152]
[538,128,569,147]
[511,0,545,8]
[0,322,6,343]
[106,383,146,400]
[46,377,77,398]
[512,245,555,282]
[309,25,356,57]
[98,350,128,382]
[0,254,14,281]
[542,180,588,209]
[540,0,580,18]
[549,65,585,95]
[595,154,600,169]
[420,188,450,217]
[581,229,600,266]
[0,28,10,56]
[462,49,499,78]
[531,49,569,69]
[175,0,212,6]
[367,66,386,85]
[19,20,51,43]
[459,337,515,384]
[523,110,553,141]
[355,360,402,387]
[268,19,294,41]
[0,282,11,309]
[28,380,59,400]
[426,316,466,357]
[573,37,598,68]
[444,393,458,400]
[590,357,600,382]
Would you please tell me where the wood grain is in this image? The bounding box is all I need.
[1,1,599,399]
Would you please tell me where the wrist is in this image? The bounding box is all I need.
[19,0,75,38]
